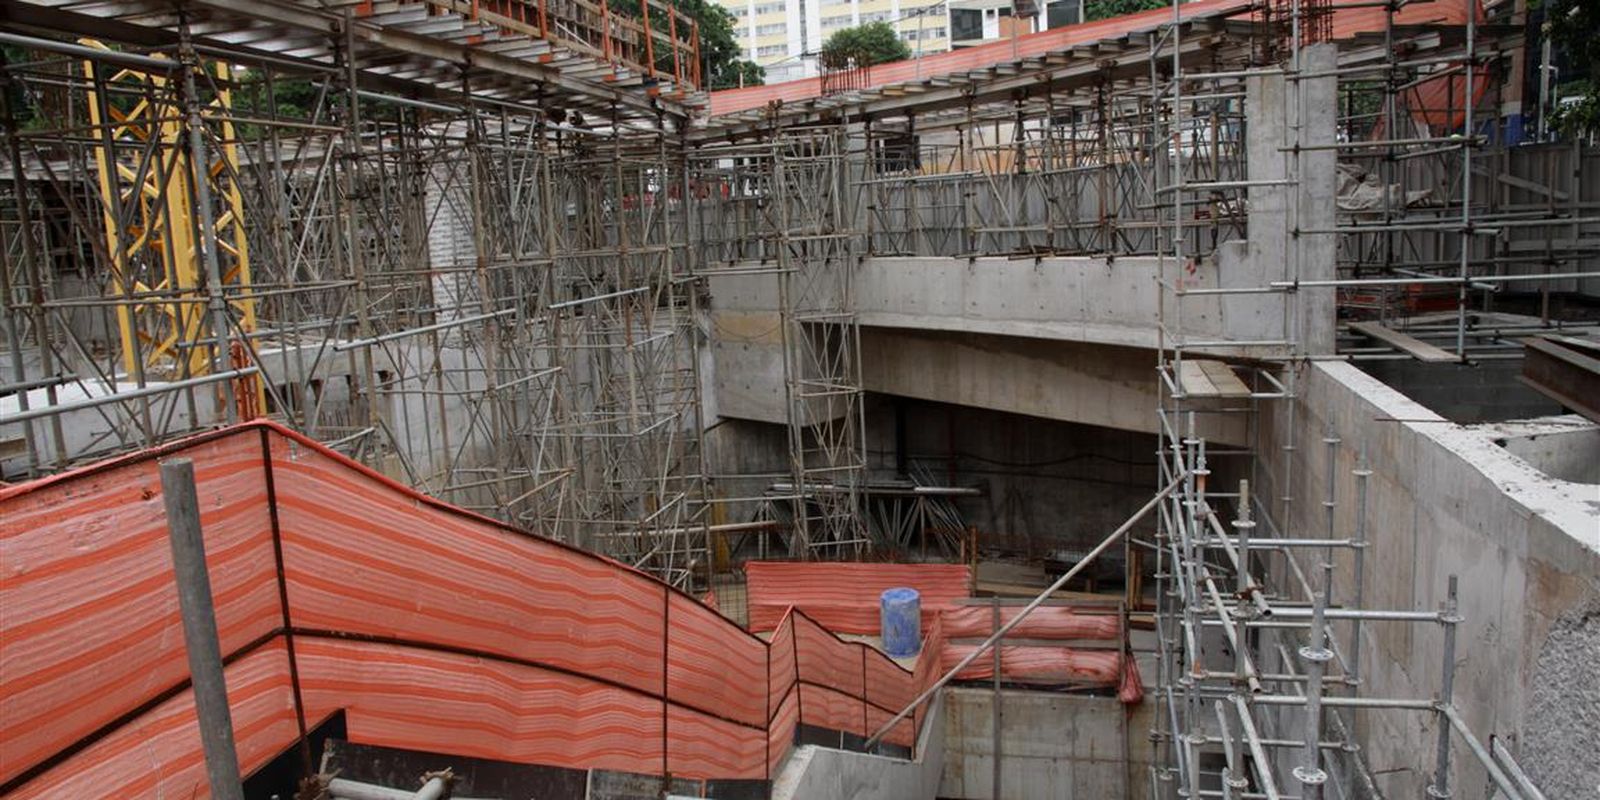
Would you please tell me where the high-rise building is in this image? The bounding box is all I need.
[717,0,952,82]
[947,0,1082,48]
[716,0,1087,83]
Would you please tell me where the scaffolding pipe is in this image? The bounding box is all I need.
[0,368,261,426]
[1490,736,1549,800]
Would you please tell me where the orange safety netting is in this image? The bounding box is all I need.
[0,422,925,797]
[745,560,972,634]
[745,562,1143,703]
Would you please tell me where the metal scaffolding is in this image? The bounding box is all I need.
[1,0,1594,601]
[689,121,870,557]
[0,2,710,587]
[1145,2,1579,798]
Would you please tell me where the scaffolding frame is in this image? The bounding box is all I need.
[0,8,711,587]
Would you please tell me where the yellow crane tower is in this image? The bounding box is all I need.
[79,39,264,417]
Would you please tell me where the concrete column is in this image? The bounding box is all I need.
[1246,43,1338,357]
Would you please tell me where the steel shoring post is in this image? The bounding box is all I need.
[771,127,807,557]
[1427,575,1460,798]
[1345,445,1371,794]
[335,10,382,466]
[1,58,66,469]
[160,458,246,800]
[1181,418,1206,795]
[1292,563,1333,799]
[177,22,239,425]
[0,63,39,473]
[1454,8,1475,358]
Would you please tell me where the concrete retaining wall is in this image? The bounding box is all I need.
[1257,360,1599,799]
[939,688,1150,800]
[770,694,947,800]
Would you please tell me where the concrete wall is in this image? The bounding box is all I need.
[939,688,1152,800]
[1257,360,1599,799]
[771,694,947,800]
[1487,415,1600,485]
[856,254,1296,359]
[707,248,1299,436]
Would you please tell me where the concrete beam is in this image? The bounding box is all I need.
[860,327,1247,446]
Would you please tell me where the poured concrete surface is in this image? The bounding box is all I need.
[939,688,1148,800]
[770,693,946,800]
[1485,414,1600,484]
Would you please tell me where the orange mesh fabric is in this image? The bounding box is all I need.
[0,433,280,790]
[745,561,971,633]
[940,644,1123,685]
[940,605,1120,641]
[0,423,923,795]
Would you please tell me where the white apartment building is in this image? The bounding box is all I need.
[717,0,1086,83]
[947,0,1083,47]
[717,0,951,83]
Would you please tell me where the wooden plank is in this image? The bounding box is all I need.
[1178,359,1251,397]
[1197,360,1252,397]
[1349,321,1461,363]
[1177,360,1219,397]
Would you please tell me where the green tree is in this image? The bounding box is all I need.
[1540,0,1600,138]
[820,21,911,69]
[1084,0,1166,22]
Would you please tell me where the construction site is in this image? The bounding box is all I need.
[0,0,1596,795]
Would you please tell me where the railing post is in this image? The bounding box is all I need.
[640,0,656,77]
[668,8,681,85]
[691,19,700,88]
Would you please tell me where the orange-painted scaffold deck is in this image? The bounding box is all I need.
[0,422,936,797]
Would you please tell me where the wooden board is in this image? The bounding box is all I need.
[1349,321,1461,363]
[1178,359,1252,397]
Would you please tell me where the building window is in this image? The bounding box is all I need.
[861,9,893,22]
[767,63,805,81]
[753,2,784,14]
[950,7,983,40]
[822,13,853,28]
[757,44,788,57]
[1046,0,1080,28]
[756,22,787,34]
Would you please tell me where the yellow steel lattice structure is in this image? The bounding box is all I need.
[80,40,261,412]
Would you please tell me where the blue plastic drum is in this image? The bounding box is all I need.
[879,587,922,658]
